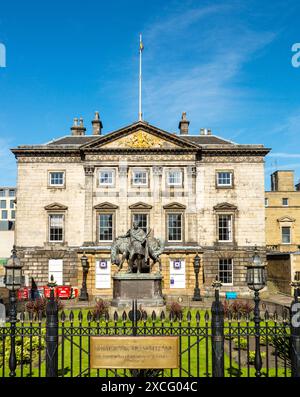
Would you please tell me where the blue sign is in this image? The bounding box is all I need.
[226,292,237,300]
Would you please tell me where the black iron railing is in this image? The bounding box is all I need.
[0,289,300,378]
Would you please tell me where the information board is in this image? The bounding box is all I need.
[90,336,179,369]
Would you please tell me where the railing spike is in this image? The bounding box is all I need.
[122,311,127,322]
[105,311,110,322]
[187,310,192,322]
[69,310,74,322]
[264,310,269,321]
[114,311,119,322]
[87,311,93,322]
[61,311,66,322]
[169,311,174,322]
[273,311,278,321]
[204,310,209,322]
[160,311,165,321]
[151,311,156,321]
[196,310,200,323]
[78,310,83,322]
[142,310,147,321]
[28,311,33,321]
[20,311,25,322]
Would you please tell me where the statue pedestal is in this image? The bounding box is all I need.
[111,273,165,308]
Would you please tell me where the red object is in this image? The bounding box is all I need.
[56,286,71,299]
[43,286,58,298]
[17,288,29,300]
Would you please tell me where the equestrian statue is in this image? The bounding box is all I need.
[111,221,163,273]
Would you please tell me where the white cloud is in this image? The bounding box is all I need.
[134,3,277,131]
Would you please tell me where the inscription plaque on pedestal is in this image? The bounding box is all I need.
[90,336,179,369]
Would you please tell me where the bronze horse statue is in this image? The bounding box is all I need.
[111,235,163,273]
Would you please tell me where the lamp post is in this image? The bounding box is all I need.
[192,253,202,301]
[79,253,89,301]
[211,276,224,377]
[245,247,266,378]
[290,273,300,377]
[4,245,24,377]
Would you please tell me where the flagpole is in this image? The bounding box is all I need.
[139,33,142,121]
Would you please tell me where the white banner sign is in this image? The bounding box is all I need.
[48,259,63,285]
[95,259,111,289]
[170,259,185,289]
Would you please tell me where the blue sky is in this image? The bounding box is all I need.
[0,0,300,189]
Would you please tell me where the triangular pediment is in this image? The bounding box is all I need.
[277,216,295,223]
[213,202,238,211]
[81,122,199,151]
[44,202,68,211]
[94,202,118,210]
[163,202,186,210]
[129,202,152,210]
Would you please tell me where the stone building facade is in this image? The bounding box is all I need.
[265,170,300,295]
[12,113,270,300]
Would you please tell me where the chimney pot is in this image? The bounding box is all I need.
[200,128,212,136]
[92,111,103,135]
[178,112,190,135]
[71,116,86,136]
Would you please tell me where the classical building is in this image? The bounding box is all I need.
[11,113,270,300]
[266,170,300,295]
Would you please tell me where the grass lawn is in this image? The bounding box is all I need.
[0,308,291,378]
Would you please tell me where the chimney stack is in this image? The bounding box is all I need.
[178,112,190,135]
[92,111,103,135]
[200,128,212,136]
[71,117,86,136]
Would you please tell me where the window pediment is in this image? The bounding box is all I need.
[163,202,186,210]
[129,202,152,210]
[44,203,68,211]
[214,202,237,212]
[94,202,118,210]
[277,216,295,223]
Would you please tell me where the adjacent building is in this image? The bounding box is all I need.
[0,187,16,286]
[266,170,300,295]
[11,113,270,300]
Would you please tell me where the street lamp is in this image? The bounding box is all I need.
[192,253,202,301]
[79,253,89,301]
[245,247,266,378]
[4,245,24,377]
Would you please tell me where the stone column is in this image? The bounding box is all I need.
[196,163,204,244]
[83,165,94,245]
[118,161,128,235]
[186,165,197,243]
[153,166,163,240]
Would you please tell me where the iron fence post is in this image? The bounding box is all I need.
[254,291,262,377]
[211,278,224,377]
[46,278,58,377]
[8,290,17,377]
[290,285,300,377]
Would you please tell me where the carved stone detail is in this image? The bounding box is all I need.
[187,166,197,175]
[201,156,264,163]
[153,166,163,176]
[119,165,128,177]
[84,165,95,176]
[86,154,195,162]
